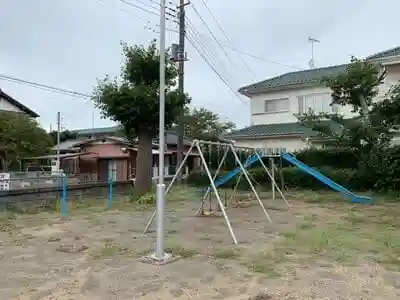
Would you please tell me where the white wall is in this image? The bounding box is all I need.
[250,86,356,125]
[249,63,400,126]
[0,97,24,113]
[233,136,309,152]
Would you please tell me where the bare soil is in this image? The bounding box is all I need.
[0,187,398,299]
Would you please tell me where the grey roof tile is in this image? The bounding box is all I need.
[239,45,400,97]
[239,65,347,96]
[366,46,400,60]
[225,122,341,139]
[0,89,39,118]
[72,126,192,145]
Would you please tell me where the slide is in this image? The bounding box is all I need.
[209,153,260,190]
[281,152,373,204]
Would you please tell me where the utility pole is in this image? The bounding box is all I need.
[176,0,189,184]
[56,112,61,172]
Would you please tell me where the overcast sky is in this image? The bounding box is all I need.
[1,0,399,131]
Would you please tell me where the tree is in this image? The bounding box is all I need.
[297,57,400,189]
[172,107,236,141]
[93,41,188,195]
[297,57,391,147]
[49,130,78,145]
[0,111,52,171]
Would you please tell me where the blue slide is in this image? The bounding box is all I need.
[203,153,260,196]
[281,152,373,204]
[213,153,260,188]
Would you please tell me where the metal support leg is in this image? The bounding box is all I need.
[197,142,238,244]
[230,145,272,223]
[255,152,290,209]
[196,146,229,216]
[143,142,195,234]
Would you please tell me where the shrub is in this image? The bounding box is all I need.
[293,148,359,169]
[187,166,365,191]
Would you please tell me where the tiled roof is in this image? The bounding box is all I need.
[238,64,347,96]
[239,45,400,97]
[366,46,400,60]
[72,126,192,145]
[225,122,341,139]
[0,89,39,118]
[73,126,119,136]
[50,139,81,151]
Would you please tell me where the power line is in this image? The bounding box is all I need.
[198,0,257,80]
[185,32,248,106]
[189,2,249,84]
[120,0,158,16]
[0,74,91,99]
[109,0,302,71]
[160,25,303,70]
[120,0,178,22]
[186,20,236,86]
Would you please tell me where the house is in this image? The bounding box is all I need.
[225,46,400,153]
[46,127,200,181]
[0,89,39,118]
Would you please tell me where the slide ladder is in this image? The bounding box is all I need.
[281,152,373,204]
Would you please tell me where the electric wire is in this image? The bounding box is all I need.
[186,19,237,89]
[189,2,249,84]
[198,0,258,80]
[110,0,303,70]
[185,33,248,106]
[0,74,91,99]
[120,0,177,22]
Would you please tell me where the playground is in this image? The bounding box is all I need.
[0,140,398,299]
[0,187,399,299]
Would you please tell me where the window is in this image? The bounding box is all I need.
[264,98,289,113]
[297,93,340,114]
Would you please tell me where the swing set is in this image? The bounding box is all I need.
[143,139,290,244]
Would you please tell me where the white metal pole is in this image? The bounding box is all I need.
[229,145,272,223]
[154,0,166,260]
[255,152,290,208]
[56,112,61,172]
[196,146,229,215]
[143,142,194,234]
[197,141,238,244]
[270,158,275,201]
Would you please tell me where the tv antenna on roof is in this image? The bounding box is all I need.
[308,36,320,69]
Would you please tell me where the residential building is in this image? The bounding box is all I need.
[40,127,199,181]
[225,46,400,153]
[0,89,39,118]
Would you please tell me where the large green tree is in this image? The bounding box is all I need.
[297,57,400,188]
[172,107,236,141]
[93,41,188,194]
[0,111,52,171]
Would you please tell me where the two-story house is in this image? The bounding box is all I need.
[0,89,39,118]
[225,46,400,153]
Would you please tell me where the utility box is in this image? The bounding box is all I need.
[171,43,180,61]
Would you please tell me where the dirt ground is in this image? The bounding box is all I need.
[0,187,399,300]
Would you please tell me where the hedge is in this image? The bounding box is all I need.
[187,166,364,191]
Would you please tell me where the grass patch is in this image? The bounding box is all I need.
[213,247,242,259]
[242,199,400,275]
[165,241,199,258]
[242,249,286,278]
[279,204,399,270]
[91,242,134,259]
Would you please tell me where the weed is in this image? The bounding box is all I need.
[213,248,241,259]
